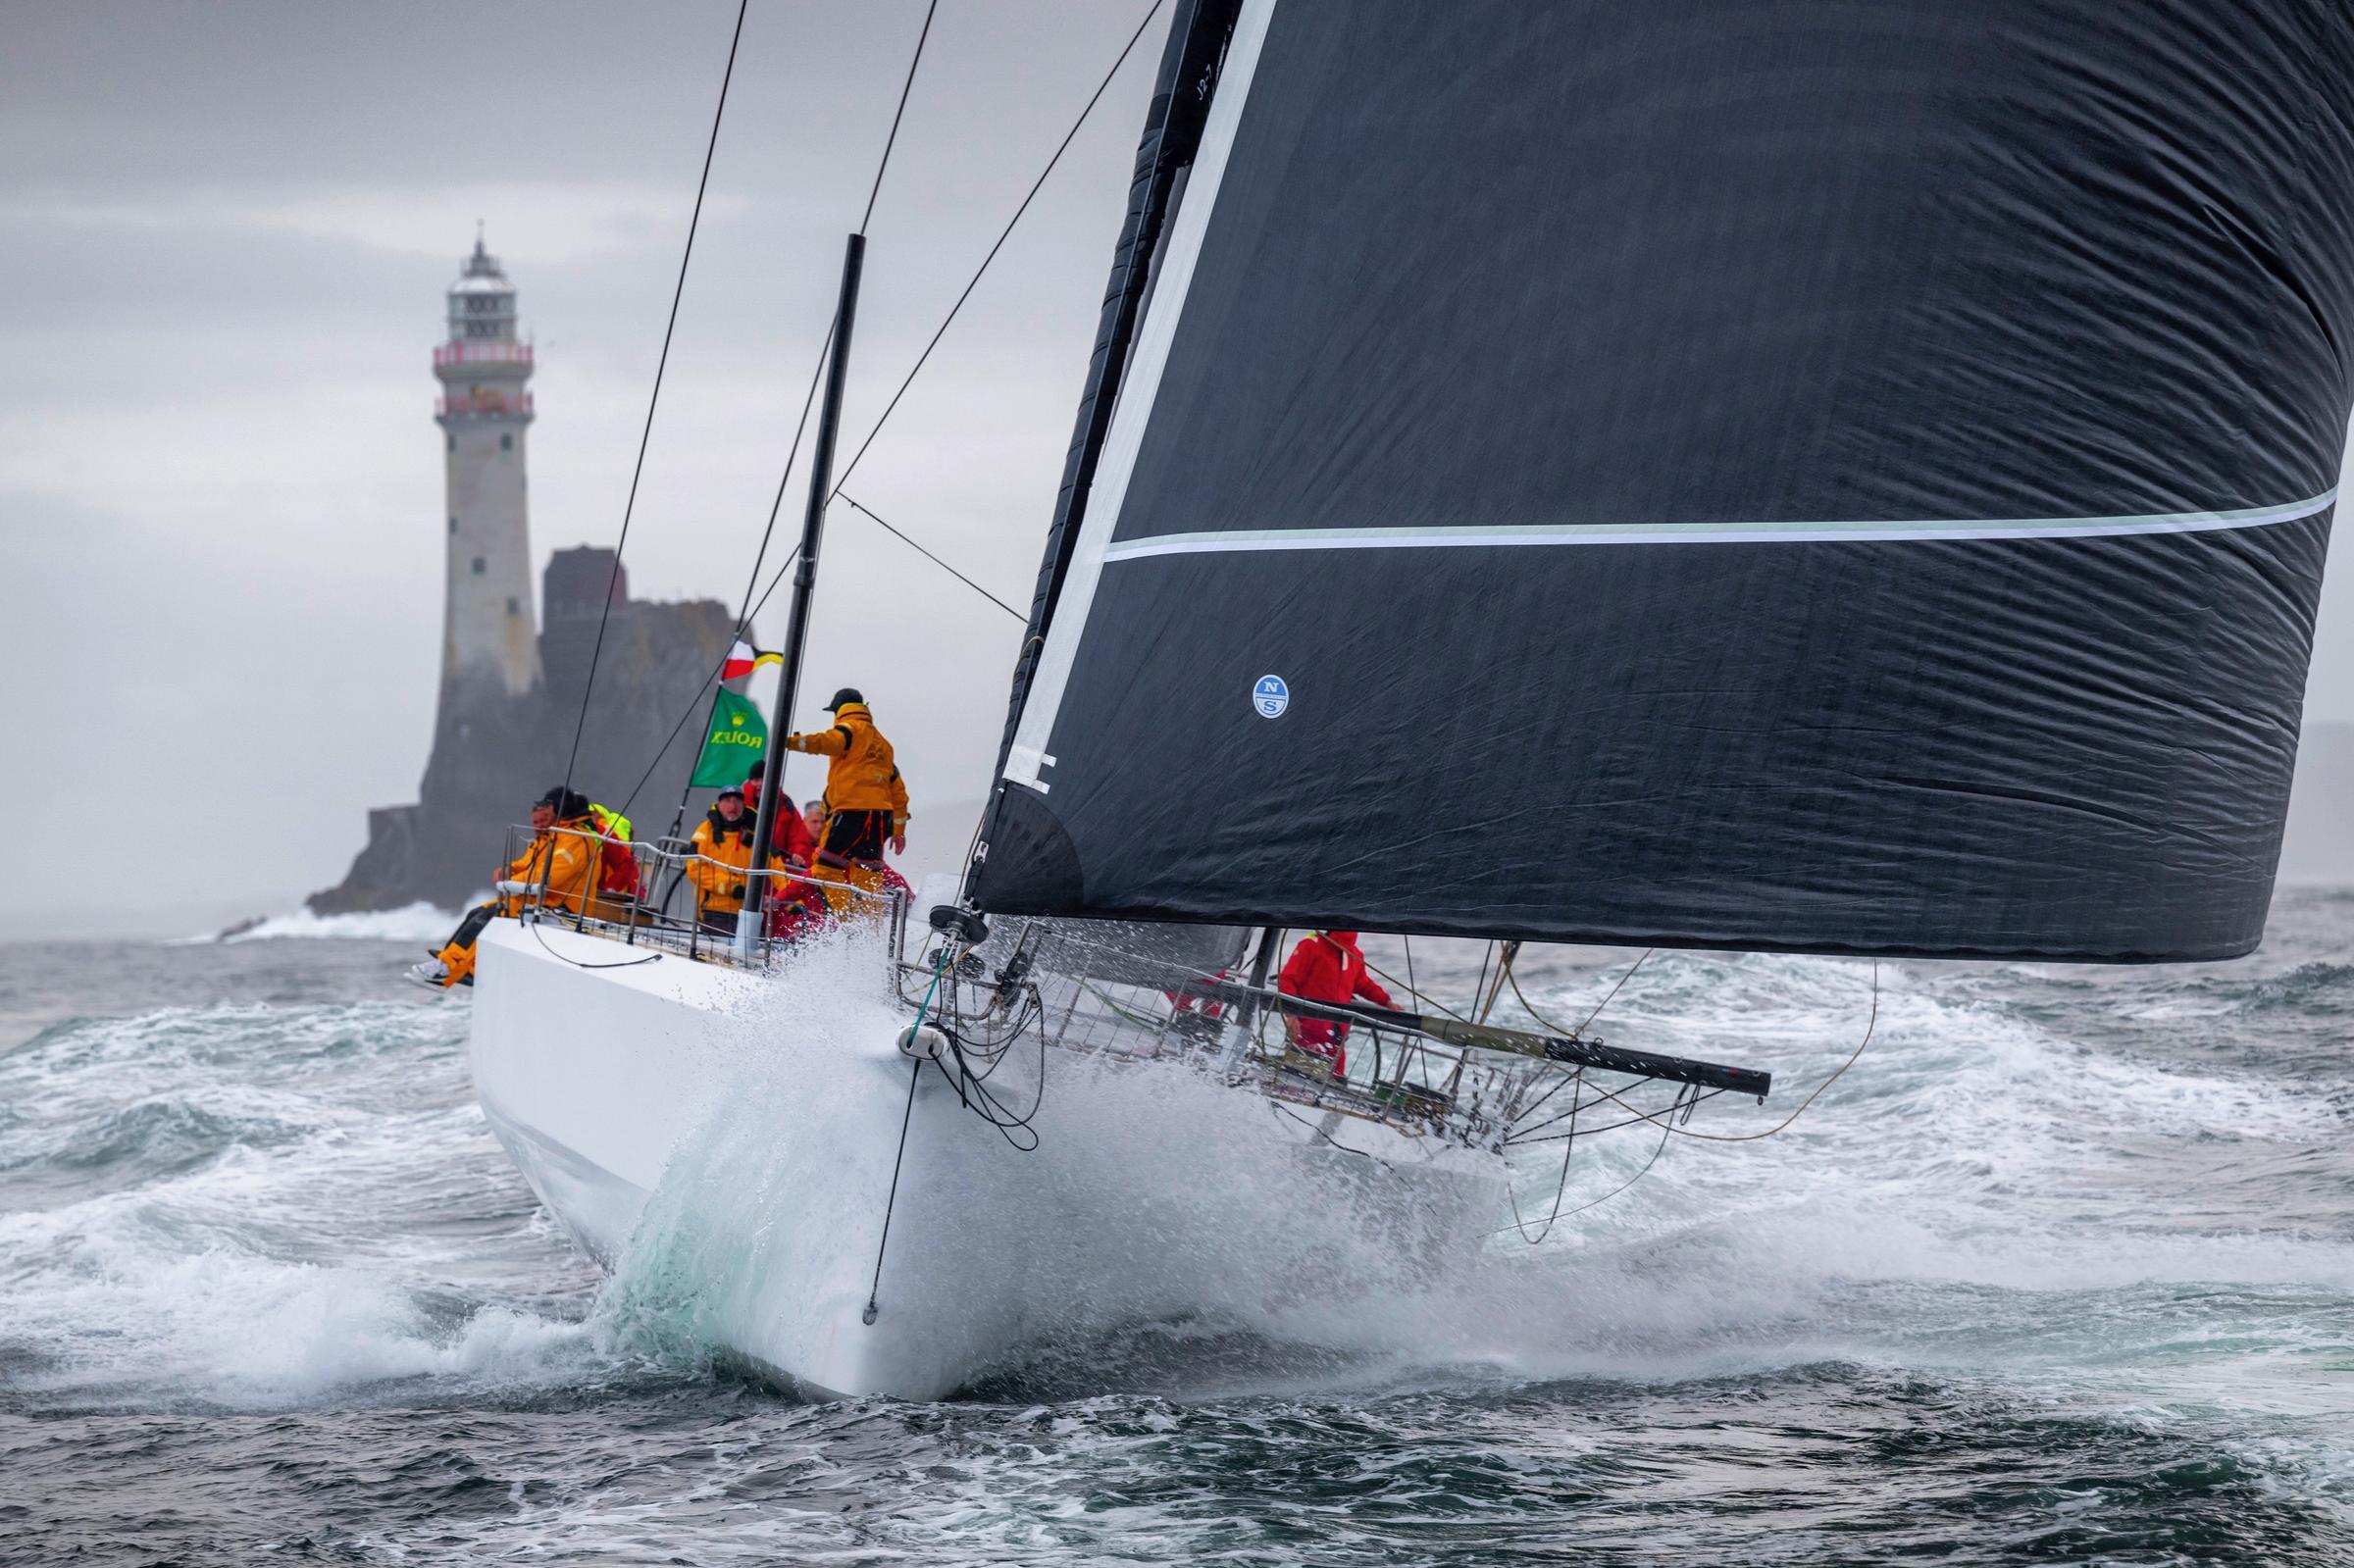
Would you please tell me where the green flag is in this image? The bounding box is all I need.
[690,687,768,788]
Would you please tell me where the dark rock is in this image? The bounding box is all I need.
[310,554,745,913]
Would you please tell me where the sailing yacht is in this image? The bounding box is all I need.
[464,0,2354,1399]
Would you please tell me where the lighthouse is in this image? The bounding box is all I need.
[311,230,747,913]
[434,229,542,705]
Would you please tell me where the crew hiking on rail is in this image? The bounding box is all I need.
[409,787,632,989]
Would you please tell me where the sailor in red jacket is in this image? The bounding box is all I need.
[742,761,818,866]
[1277,930,1391,1077]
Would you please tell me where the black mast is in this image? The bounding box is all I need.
[740,231,866,959]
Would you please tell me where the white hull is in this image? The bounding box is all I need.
[469,918,1508,1399]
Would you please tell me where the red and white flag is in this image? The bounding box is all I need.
[720,639,783,683]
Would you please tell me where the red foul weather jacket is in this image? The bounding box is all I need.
[1278,932,1392,1067]
[743,779,820,864]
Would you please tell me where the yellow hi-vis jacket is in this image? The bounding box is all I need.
[784,702,909,833]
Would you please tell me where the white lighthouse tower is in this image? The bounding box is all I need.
[435,229,542,704]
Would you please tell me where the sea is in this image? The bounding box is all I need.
[1,891,2350,1565]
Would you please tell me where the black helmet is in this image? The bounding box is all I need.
[824,687,865,711]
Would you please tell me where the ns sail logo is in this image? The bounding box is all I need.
[1253,675,1290,719]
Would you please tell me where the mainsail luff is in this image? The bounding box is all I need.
[974,0,2354,962]
[988,0,1242,787]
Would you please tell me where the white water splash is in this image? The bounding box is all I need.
[196,902,476,945]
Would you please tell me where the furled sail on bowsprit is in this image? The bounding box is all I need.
[973,0,2354,961]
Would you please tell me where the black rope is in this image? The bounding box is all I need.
[559,0,748,802]
[527,911,663,973]
[1508,1086,1727,1145]
[1270,1102,1400,1177]
[838,493,1025,621]
[830,0,1166,496]
[1505,1069,1581,1243]
[859,0,939,235]
[1493,1087,1687,1239]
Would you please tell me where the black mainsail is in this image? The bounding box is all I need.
[975,0,2354,961]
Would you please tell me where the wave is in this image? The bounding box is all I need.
[0,993,611,1412]
[189,902,473,946]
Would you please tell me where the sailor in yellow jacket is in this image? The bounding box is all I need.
[408,788,604,989]
[784,688,909,892]
[687,785,785,931]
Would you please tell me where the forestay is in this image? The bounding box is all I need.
[976,0,2354,961]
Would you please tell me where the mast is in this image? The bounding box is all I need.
[739,232,866,961]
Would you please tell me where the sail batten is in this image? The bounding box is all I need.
[975,0,2354,962]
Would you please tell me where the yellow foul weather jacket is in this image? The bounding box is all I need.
[784,702,909,834]
[688,812,781,918]
[498,816,603,916]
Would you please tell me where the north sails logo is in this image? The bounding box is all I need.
[1253,675,1290,719]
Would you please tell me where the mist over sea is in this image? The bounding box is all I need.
[2,893,2350,1564]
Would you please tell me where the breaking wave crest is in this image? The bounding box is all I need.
[181,902,473,946]
[0,987,609,1411]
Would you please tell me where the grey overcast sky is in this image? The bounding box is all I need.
[1,1,2350,931]
[0,0,1167,929]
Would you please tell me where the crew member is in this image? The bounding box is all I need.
[586,799,640,895]
[409,788,604,989]
[687,786,782,933]
[742,760,817,867]
[1277,930,1392,1077]
[783,688,909,896]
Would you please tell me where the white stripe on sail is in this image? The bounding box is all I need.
[1100,488,2338,563]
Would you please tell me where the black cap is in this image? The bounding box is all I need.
[825,687,865,711]
[537,786,591,819]
[746,759,768,780]
[715,785,744,802]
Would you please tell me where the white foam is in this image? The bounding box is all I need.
[205,901,474,945]
[0,992,608,1410]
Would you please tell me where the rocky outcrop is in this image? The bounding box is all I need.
[311,549,746,913]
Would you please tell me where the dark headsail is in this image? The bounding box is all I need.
[974,0,2354,961]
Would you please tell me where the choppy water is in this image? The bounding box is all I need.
[1,894,2350,1564]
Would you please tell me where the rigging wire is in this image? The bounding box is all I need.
[1575,948,1654,1035]
[559,0,750,803]
[860,0,940,235]
[615,0,946,823]
[1506,1087,1727,1146]
[863,947,949,1326]
[1492,1087,1689,1240]
[1510,959,1882,1144]
[838,494,1025,621]
[623,316,835,828]
[1503,949,1654,1128]
[611,0,1167,811]
[829,0,1168,497]
[1360,956,1466,1021]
